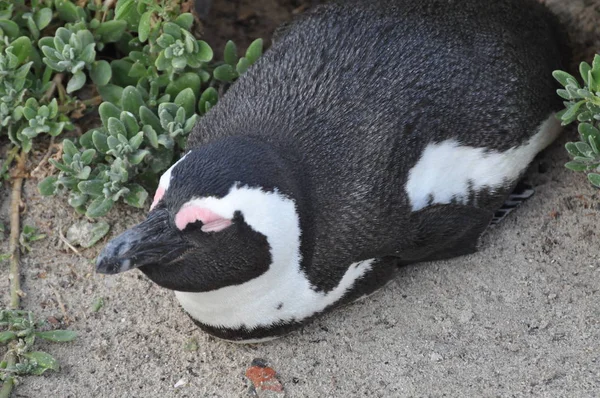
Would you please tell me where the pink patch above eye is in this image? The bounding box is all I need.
[175,205,232,232]
[150,187,166,211]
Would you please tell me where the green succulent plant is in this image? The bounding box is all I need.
[11,98,71,152]
[0,45,32,129]
[40,26,111,92]
[554,54,600,187]
[0,309,77,384]
[0,0,264,220]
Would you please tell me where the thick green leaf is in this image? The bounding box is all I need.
[129,131,144,150]
[552,70,577,88]
[162,22,182,38]
[139,106,162,133]
[67,70,86,93]
[78,181,104,197]
[23,351,59,375]
[92,130,110,154]
[86,197,114,218]
[11,36,33,64]
[175,13,194,30]
[557,89,571,100]
[121,86,144,115]
[236,57,250,75]
[107,135,119,150]
[197,40,213,62]
[560,100,585,125]
[120,111,140,138]
[75,166,92,180]
[0,331,17,344]
[82,221,110,248]
[174,88,195,118]
[111,59,138,87]
[38,176,58,196]
[98,84,124,104]
[124,184,148,208]
[99,102,122,128]
[575,141,593,157]
[580,62,592,85]
[138,11,152,42]
[68,192,89,207]
[90,61,112,86]
[26,15,40,40]
[165,73,201,101]
[0,20,19,37]
[565,142,581,157]
[107,117,127,137]
[245,38,263,64]
[213,64,237,82]
[588,173,600,188]
[200,87,218,109]
[565,160,588,172]
[55,0,80,22]
[96,20,128,43]
[591,54,600,92]
[79,43,97,65]
[579,123,600,143]
[143,125,159,148]
[115,0,140,31]
[80,149,96,165]
[128,61,147,78]
[34,8,53,30]
[35,330,78,342]
[79,129,95,149]
[129,149,149,165]
[224,40,238,66]
[62,139,78,158]
[155,51,170,71]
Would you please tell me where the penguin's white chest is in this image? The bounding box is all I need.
[170,185,374,338]
[174,258,374,338]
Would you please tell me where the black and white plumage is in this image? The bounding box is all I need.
[96,0,569,342]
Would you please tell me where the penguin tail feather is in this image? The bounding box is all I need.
[491,181,535,225]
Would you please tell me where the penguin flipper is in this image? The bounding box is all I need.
[396,204,494,266]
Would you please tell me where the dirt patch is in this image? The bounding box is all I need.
[1,1,599,397]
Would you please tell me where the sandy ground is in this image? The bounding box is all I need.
[2,0,600,397]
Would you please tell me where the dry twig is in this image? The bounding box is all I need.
[0,150,27,398]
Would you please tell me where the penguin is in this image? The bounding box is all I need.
[96,0,569,342]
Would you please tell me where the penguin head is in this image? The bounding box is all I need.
[96,137,302,293]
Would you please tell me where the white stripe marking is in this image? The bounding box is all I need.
[405,114,561,211]
[173,185,373,330]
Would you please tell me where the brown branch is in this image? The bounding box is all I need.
[8,151,27,310]
[0,150,27,398]
[49,283,71,325]
[40,73,65,104]
[31,137,57,178]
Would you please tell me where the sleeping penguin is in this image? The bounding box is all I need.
[96,0,569,342]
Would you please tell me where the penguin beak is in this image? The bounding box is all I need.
[96,209,188,275]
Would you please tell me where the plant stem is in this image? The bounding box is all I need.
[0,350,17,398]
[8,151,26,310]
[58,96,103,115]
[0,150,27,398]
[40,73,65,104]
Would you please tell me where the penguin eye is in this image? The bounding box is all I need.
[174,203,233,233]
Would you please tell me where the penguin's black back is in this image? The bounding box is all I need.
[186,0,567,291]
